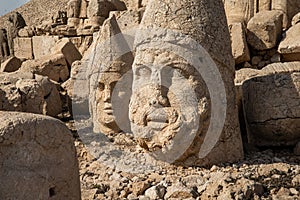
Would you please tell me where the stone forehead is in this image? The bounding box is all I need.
[133,48,195,72]
[135,0,234,69]
[135,48,188,62]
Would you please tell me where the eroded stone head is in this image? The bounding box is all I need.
[88,15,133,135]
[129,0,243,166]
[130,47,208,155]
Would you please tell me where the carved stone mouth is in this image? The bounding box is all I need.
[103,103,113,114]
[144,108,179,130]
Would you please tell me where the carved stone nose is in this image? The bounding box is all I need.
[150,69,161,86]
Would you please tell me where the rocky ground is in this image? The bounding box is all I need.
[66,118,300,200]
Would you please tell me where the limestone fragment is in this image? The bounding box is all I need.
[20,53,69,82]
[0,72,62,117]
[229,22,250,65]
[242,62,300,146]
[32,35,59,59]
[51,38,82,67]
[247,10,283,50]
[223,0,255,24]
[0,56,22,73]
[0,111,81,200]
[278,23,300,61]
[13,37,33,59]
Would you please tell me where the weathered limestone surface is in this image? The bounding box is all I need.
[223,0,255,24]
[229,22,250,65]
[0,111,80,200]
[235,68,261,110]
[67,0,81,18]
[247,10,283,50]
[242,62,300,146]
[111,9,144,32]
[32,36,59,59]
[7,12,26,56]
[223,0,300,27]
[291,12,300,26]
[88,15,133,135]
[13,37,33,59]
[20,53,69,82]
[51,38,82,67]
[18,26,35,37]
[62,60,90,115]
[87,0,117,19]
[272,0,288,27]
[129,0,243,166]
[259,0,272,11]
[278,23,300,61]
[0,72,62,117]
[0,56,22,72]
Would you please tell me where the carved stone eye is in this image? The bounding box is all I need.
[98,82,105,91]
[110,81,118,91]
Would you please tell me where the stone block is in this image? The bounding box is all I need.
[291,12,300,26]
[0,56,22,72]
[278,23,300,61]
[67,17,81,27]
[14,37,33,60]
[111,8,144,32]
[247,10,283,50]
[223,0,255,24]
[0,111,81,200]
[51,38,82,67]
[0,72,63,117]
[69,37,82,50]
[20,53,69,82]
[87,0,116,18]
[242,62,300,146]
[32,36,59,59]
[272,0,288,28]
[258,0,271,11]
[229,22,250,65]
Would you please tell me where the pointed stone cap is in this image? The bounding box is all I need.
[135,0,234,70]
[88,14,133,75]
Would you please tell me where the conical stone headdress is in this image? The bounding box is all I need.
[134,0,234,71]
[88,14,133,75]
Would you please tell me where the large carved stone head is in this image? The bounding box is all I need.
[129,0,243,165]
[89,15,133,135]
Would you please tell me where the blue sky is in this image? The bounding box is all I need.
[0,0,30,16]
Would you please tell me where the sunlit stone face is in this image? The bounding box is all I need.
[95,72,122,133]
[130,48,205,160]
